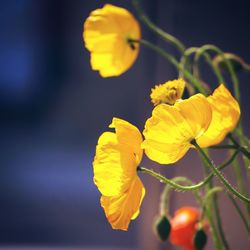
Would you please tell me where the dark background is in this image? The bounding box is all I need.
[0,0,249,249]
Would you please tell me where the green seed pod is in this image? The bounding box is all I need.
[154,215,171,241]
[194,229,207,250]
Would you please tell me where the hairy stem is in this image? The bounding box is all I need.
[137,149,239,191]
[192,140,250,203]
[228,194,250,235]
[130,38,207,94]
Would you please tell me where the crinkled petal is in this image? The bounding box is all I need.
[101,177,145,230]
[110,117,143,165]
[142,94,212,164]
[175,94,212,139]
[142,103,194,164]
[142,139,191,164]
[197,84,240,147]
[93,132,136,196]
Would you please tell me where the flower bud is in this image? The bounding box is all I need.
[193,229,207,250]
[154,215,171,241]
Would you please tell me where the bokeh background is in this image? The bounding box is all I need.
[0,0,249,249]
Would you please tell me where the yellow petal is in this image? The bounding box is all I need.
[142,104,193,164]
[197,84,240,147]
[101,177,145,230]
[93,131,137,197]
[175,94,212,139]
[142,139,191,164]
[142,94,212,164]
[83,4,140,77]
[110,117,143,165]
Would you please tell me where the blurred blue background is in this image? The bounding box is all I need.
[0,0,249,249]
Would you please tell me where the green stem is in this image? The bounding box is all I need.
[179,47,198,79]
[203,205,224,250]
[231,156,250,221]
[227,134,250,219]
[228,133,250,158]
[200,148,225,250]
[137,149,239,191]
[138,168,224,249]
[235,129,250,147]
[210,142,250,159]
[131,39,207,94]
[159,177,202,215]
[214,194,230,250]
[180,47,225,87]
[193,44,240,102]
[201,186,230,249]
[203,52,226,83]
[192,140,250,203]
[210,145,238,150]
[132,0,185,53]
[228,194,250,235]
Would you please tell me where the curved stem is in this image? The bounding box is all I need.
[161,177,203,209]
[203,205,224,250]
[214,194,231,250]
[193,50,225,84]
[228,194,250,235]
[192,140,250,203]
[179,47,198,78]
[194,44,240,102]
[227,133,250,219]
[180,47,225,87]
[235,129,250,147]
[228,133,250,158]
[201,148,225,250]
[132,0,185,53]
[203,52,225,83]
[202,186,230,249]
[130,39,207,94]
[137,149,239,192]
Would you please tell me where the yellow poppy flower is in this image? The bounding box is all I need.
[83,4,141,77]
[93,118,145,230]
[142,94,212,164]
[150,78,186,106]
[197,84,240,147]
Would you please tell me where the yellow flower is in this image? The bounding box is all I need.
[150,79,186,106]
[83,4,141,77]
[197,84,240,147]
[93,118,145,230]
[142,94,212,164]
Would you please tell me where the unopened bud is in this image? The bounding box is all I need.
[193,229,207,250]
[154,215,171,241]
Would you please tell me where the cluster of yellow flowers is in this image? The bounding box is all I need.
[83,4,240,231]
[92,82,240,231]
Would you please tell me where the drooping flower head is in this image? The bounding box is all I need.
[93,118,145,230]
[150,78,186,106]
[197,84,240,148]
[142,94,212,164]
[170,207,204,250]
[83,4,141,77]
